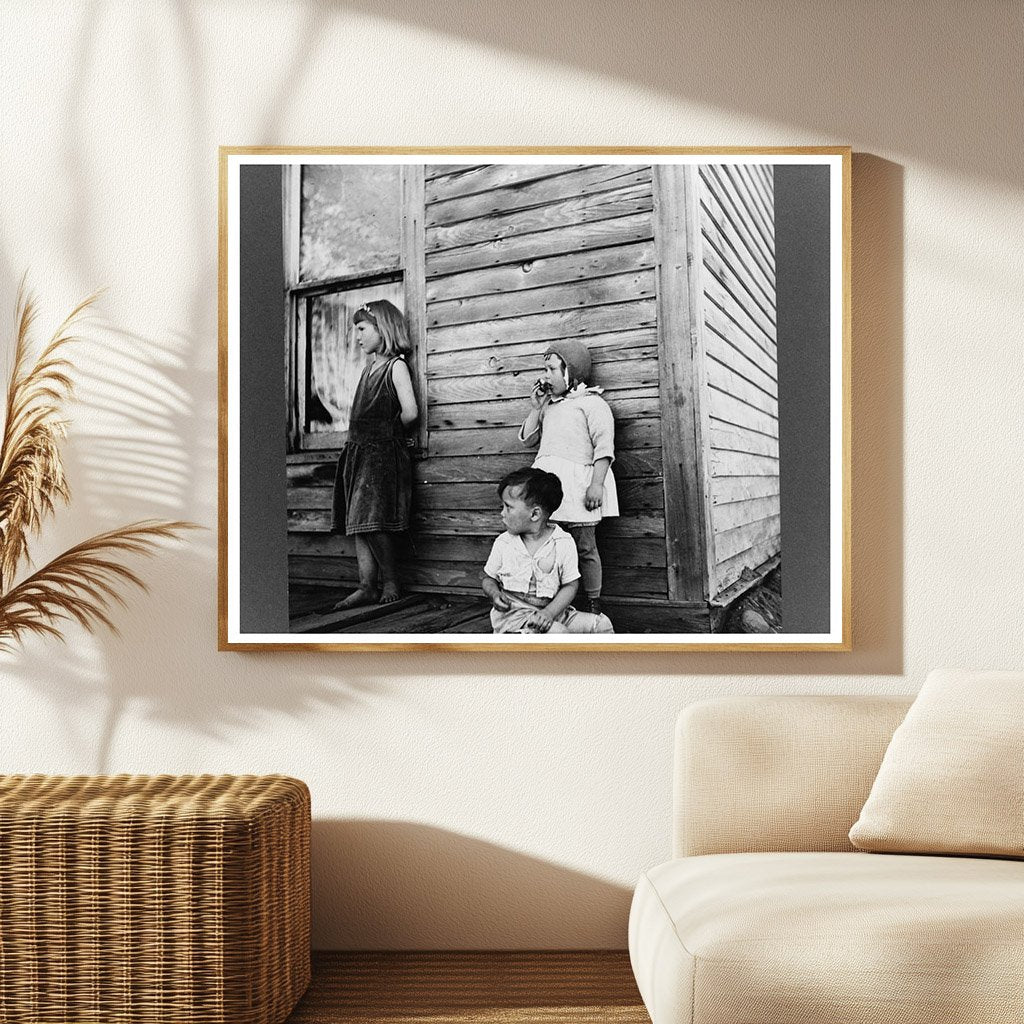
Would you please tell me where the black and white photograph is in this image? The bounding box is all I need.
[220,149,849,649]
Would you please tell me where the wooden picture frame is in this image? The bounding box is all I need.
[219,148,851,651]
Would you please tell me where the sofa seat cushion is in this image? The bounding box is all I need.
[629,852,1024,1024]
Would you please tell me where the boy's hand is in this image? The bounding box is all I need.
[527,609,554,632]
[490,589,512,612]
[584,481,604,510]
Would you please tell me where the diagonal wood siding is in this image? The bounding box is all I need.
[697,164,781,600]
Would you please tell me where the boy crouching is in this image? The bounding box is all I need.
[482,468,614,634]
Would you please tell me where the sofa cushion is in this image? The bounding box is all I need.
[849,668,1024,857]
[629,852,1024,1024]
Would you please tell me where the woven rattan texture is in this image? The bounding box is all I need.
[0,774,311,1024]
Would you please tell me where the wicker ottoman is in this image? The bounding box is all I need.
[0,774,310,1024]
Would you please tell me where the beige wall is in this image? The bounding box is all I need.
[1,1,1021,949]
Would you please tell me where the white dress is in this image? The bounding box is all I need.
[523,390,620,526]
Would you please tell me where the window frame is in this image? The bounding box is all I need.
[284,163,427,454]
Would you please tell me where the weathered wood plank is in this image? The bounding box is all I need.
[653,164,709,604]
[426,328,657,379]
[712,536,782,600]
[700,165,775,279]
[427,187,654,254]
[703,276,777,357]
[288,451,337,465]
[424,214,655,278]
[714,512,782,562]
[704,303,777,385]
[703,244,777,341]
[711,474,780,505]
[704,327,777,400]
[732,164,776,242]
[701,165,775,275]
[425,164,575,202]
[427,359,660,405]
[710,493,780,533]
[289,486,332,510]
[292,532,667,573]
[709,448,780,478]
[349,598,494,635]
[721,164,775,268]
[414,448,664,483]
[288,509,332,532]
[290,554,358,583]
[428,393,658,431]
[707,386,779,438]
[709,422,779,459]
[427,418,661,457]
[738,165,774,234]
[391,533,669,569]
[705,357,778,418]
[427,165,651,227]
[415,476,665,512]
[698,181,775,287]
[426,299,657,354]
[411,508,665,539]
[288,461,336,486]
[424,164,483,184]
[289,555,668,599]
[427,270,656,329]
[700,199,776,313]
[426,241,657,305]
[738,164,776,234]
[404,164,429,450]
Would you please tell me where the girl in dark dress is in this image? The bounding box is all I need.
[332,300,418,607]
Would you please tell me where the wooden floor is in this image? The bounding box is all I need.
[289,587,494,634]
[286,952,649,1023]
[288,584,674,635]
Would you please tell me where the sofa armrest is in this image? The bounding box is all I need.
[674,695,912,857]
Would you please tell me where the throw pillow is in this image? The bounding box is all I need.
[849,668,1024,857]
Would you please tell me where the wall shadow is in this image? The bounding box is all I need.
[333,0,1022,189]
[312,819,633,949]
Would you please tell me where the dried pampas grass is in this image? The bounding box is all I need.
[0,281,196,650]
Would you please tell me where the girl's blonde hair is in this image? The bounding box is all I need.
[353,299,412,357]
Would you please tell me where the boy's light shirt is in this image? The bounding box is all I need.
[483,524,580,599]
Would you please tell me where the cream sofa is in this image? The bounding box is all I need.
[628,695,1024,1024]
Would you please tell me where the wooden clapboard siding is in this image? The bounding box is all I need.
[697,164,781,600]
[410,509,666,539]
[427,165,652,227]
[426,300,658,354]
[425,215,655,278]
[428,270,656,329]
[426,418,661,457]
[414,448,665,483]
[289,531,668,570]
[426,328,657,379]
[290,555,666,599]
[426,359,660,405]
[418,163,667,603]
[427,392,658,431]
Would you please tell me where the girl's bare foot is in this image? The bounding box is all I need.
[379,581,401,604]
[333,586,379,610]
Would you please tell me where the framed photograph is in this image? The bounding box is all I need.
[219,148,850,651]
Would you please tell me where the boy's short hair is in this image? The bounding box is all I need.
[497,467,563,516]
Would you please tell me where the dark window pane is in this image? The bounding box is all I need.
[306,281,405,437]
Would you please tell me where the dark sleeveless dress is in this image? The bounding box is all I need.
[331,356,412,535]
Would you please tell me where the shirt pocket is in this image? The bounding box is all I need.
[532,551,561,598]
